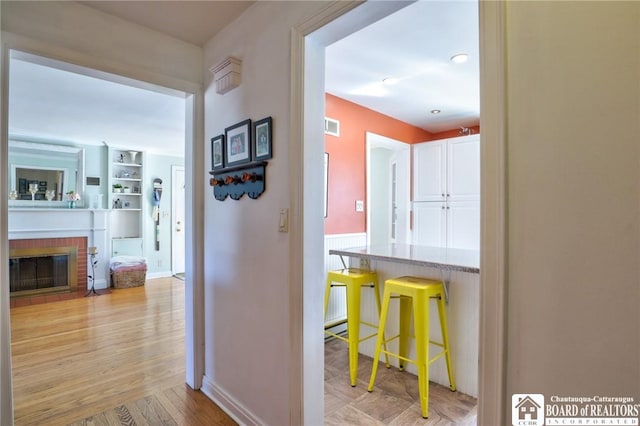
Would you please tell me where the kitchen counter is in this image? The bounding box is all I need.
[329,243,479,274]
[327,243,479,397]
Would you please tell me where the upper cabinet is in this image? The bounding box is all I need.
[413,134,480,202]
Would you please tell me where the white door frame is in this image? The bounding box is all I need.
[292,1,507,424]
[0,39,205,424]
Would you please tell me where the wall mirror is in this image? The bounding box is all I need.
[8,140,85,207]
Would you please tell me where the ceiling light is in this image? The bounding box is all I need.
[430,109,441,115]
[450,53,468,64]
[382,77,399,85]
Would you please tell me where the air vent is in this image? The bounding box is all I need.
[324,117,340,137]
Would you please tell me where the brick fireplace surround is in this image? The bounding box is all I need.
[9,237,92,307]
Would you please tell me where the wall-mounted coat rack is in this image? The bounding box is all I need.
[209,161,267,201]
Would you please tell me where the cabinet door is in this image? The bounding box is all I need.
[111,238,143,257]
[447,135,480,202]
[412,202,447,247]
[413,140,446,202]
[446,201,480,251]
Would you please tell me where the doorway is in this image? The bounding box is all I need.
[1,46,201,422]
[296,1,503,424]
[172,165,186,276]
[366,132,410,246]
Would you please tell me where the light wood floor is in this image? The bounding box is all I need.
[10,277,235,426]
[11,277,476,425]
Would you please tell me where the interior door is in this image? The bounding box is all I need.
[171,165,185,274]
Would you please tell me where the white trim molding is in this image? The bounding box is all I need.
[478,1,507,424]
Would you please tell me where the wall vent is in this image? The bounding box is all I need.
[324,117,340,137]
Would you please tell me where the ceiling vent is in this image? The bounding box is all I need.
[324,117,340,137]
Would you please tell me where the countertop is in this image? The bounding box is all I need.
[329,243,480,274]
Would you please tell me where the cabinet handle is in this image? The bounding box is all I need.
[442,206,445,210]
[441,193,445,197]
[447,206,450,210]
[446,193,450,197]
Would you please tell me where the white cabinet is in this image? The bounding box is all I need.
[412,135,480,250]
[413,134,480,202]
[108,148,145,256]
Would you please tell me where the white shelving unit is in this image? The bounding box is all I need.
[108,148,145,256]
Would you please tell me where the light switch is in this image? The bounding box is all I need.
[279,208,288,233]
[355,200,364,212]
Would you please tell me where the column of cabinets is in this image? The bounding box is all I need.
[412,134,480,250]
[108,148,144,256]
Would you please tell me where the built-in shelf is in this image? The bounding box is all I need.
[108,148,145,255]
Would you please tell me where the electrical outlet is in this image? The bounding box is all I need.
[355,200,364,212]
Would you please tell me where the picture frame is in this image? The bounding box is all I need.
[253,116,272,161]
[211,134,225,170]
[225,119,252,167]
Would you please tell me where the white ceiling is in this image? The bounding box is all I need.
[7,1,479,157]
[325,1,479,133]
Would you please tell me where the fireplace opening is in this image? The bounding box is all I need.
[9,246,78,297]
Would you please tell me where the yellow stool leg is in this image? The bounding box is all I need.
[367,287,391,392]
[398,295,412,371]
[372,279,390,368]
[323,275,332,320]
[345,280,362,386]
[436,293,456,391]
[413,293,430,419]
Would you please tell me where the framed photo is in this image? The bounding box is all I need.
[211,134,225,170]
[253,116,272,161]
[225,119,252,167]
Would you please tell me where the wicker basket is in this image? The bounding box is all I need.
[111,265,147,289]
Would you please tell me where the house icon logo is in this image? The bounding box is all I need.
[512,394,544,426]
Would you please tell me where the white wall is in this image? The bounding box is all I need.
[202,2,327,424]
[504,0,640,407]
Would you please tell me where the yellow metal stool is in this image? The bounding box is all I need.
[324,268,389,386]
[367,276,455,419]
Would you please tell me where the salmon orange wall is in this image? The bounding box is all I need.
[324,94,480,235]
[325,94,433,235]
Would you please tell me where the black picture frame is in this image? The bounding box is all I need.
[211,134,225,170]
[225,119,252,167]
[253,116,272,161]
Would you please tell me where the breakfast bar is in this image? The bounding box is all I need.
[329,243,479,397]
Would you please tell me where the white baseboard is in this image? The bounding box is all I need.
[201,375,264,426]
[145,271,173,280]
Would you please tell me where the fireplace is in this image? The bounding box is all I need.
[9,237,87,298]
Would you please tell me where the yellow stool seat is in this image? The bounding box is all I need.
[367,276,455,419]
[324,268,389,386]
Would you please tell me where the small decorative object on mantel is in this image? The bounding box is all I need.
[66,190,80,208]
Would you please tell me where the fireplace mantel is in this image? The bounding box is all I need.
[8,208,109,289]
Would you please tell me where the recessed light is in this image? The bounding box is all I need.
[382,77,399,85]
[430,109,441,115]
[450,53,468,64]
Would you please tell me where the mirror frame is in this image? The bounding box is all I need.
[8,140,85,208]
